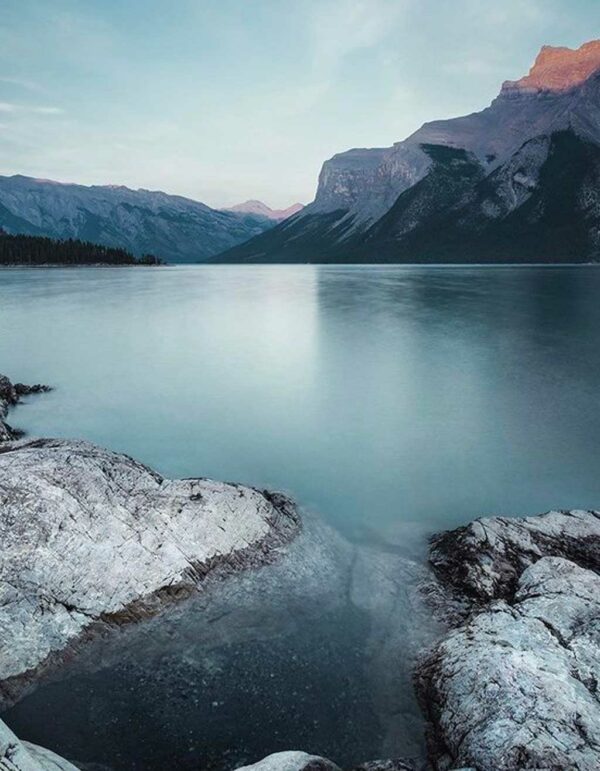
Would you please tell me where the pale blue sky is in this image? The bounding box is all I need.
[0,0,598,207]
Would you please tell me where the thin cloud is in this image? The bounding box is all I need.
[31,106,64,115]
[0,102,64,115]
[0,75,43,92]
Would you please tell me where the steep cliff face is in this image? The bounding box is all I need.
[217,41,600,264]
[0,176,275,263]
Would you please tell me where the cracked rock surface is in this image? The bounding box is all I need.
[417,510,600,771]
[0,437,300,702]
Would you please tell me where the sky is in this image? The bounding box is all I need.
[0,0,598,208]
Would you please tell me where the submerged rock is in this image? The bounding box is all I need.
[0,437,300,705]
[0,716,79,771]
[418,510,600,771]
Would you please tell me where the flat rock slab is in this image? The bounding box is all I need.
[0,438,300,701]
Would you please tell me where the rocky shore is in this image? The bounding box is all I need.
[0,374,50,441]
[1,372,599,770]
[416,510,600,771]
[0,434,301,703]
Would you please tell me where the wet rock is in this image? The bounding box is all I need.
[14,382,52,397]
[0,438,300,705]
[0,716,79,770]
[418,508,600,771]
[0,373,50,441]
[235,751,341,771]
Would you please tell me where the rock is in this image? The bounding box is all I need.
[0,373,50,441]
[0,374,18,405]
[0,716,79,770]
[350,761,415,771]
[429,508,600,605]
[417,508,600,771]
[235,755,419,771]
[0,437,300,705]
[235,751,341,771]
[13,382,52,397]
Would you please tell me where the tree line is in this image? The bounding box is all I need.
[0,229,163,266]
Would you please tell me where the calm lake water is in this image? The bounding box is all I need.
[2,264,600,769]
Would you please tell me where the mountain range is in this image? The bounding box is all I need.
[0,176,276,263]
[225,200,304,220]
[217,40,600,264]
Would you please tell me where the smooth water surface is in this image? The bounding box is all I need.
[2,264,600,536]
[2,264,600,769]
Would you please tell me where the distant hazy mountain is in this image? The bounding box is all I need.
[0,176,275,263]
[226,200,304,220]
[217,40,600,264]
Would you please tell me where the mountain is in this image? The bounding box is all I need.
[0,176,275,263]
[225,200,304,220]
[216,40,600,264]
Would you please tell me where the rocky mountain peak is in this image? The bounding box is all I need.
[502,39,600,94]
[226,200,304,220]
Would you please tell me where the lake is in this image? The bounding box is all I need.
[2,264,600,769]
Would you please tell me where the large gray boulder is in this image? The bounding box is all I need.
[418,510,600,771]
[0,437,300,704]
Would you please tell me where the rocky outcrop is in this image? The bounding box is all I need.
[503,40,600,94]
[417,509,600,771]
[0,374,50,441]
[0,717,79,771]
[0,437,300,705]
[429,508,600,605]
